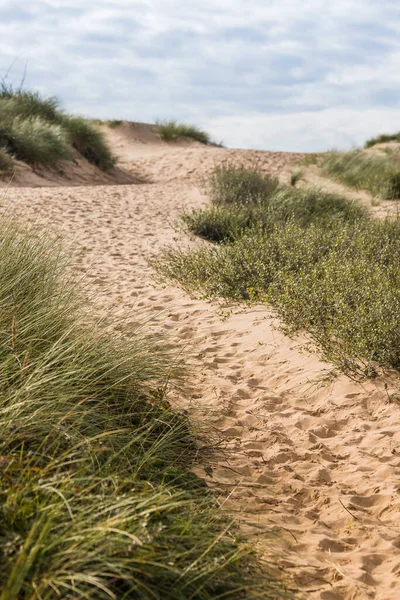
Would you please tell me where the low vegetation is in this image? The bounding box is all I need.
[321,149,400,199]
[0,147,13,172]
[106,119,123,128]
[157,164,400,372]
[156,119,214,145]
[365,132,400,148]
[0,216,286,599]
[0,88,115,170]
[62,115,116,170]
[182,165,366,243]
[290,170,303,187]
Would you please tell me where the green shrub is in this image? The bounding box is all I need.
[61,116,116,170]
[365,132,400,148]
[157,218,400,370]
[321,149,400,199]
[157,165,400,372]
[182,205,257,243]
[156,119,212,145]
[183,170,367,243]
[0,218,285,599]
[207,165,280,206]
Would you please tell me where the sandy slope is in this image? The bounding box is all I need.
[2,124,400,600]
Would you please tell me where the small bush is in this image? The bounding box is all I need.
[365,132,400,148]
[208,164,280,206]
[290,169,303,186]
[157,218,400,370]
[321,149,400,199]
[183,167,367,243]
[156,119,212,145]
[182,205,257,243]
[62,116,116,170]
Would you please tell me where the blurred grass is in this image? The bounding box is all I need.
[365,132,400,148]
[0,147,14,172]
[321,149,400,199]
[0,215,287,599]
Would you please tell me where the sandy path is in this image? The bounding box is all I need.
[3,138,400,600]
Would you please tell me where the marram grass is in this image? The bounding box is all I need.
[0,217,287,599]
[156,119,213,145]
[321,149,400,199]
[0,89,115,170]
[365,132,400,148]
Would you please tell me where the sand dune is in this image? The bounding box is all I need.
[2,123,400,599]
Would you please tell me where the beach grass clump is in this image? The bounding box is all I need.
[61,115,116,170]
[321,149,400,199]
[0,115,72,165]
[156,119,212,145]
[0,217,285,599]
[0,89,116,170]
[0,88,61,123]
[365,132,400,148]
[157,164,400,371]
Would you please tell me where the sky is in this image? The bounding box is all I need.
[0,0,400,152]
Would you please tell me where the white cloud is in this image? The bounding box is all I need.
[206,108,400,152]
[0,1,399,150]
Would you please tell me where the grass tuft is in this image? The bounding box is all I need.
[0,115,72,165]
[156,119,212,145]
[61,116,116,170]
[0,88,61,122]
[0,148,13,172]
[365,132,400,148]
[321,149,400,199]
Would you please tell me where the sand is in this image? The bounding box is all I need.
[2,124,400,599]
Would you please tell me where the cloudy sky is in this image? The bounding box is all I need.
[1,1,400,151]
